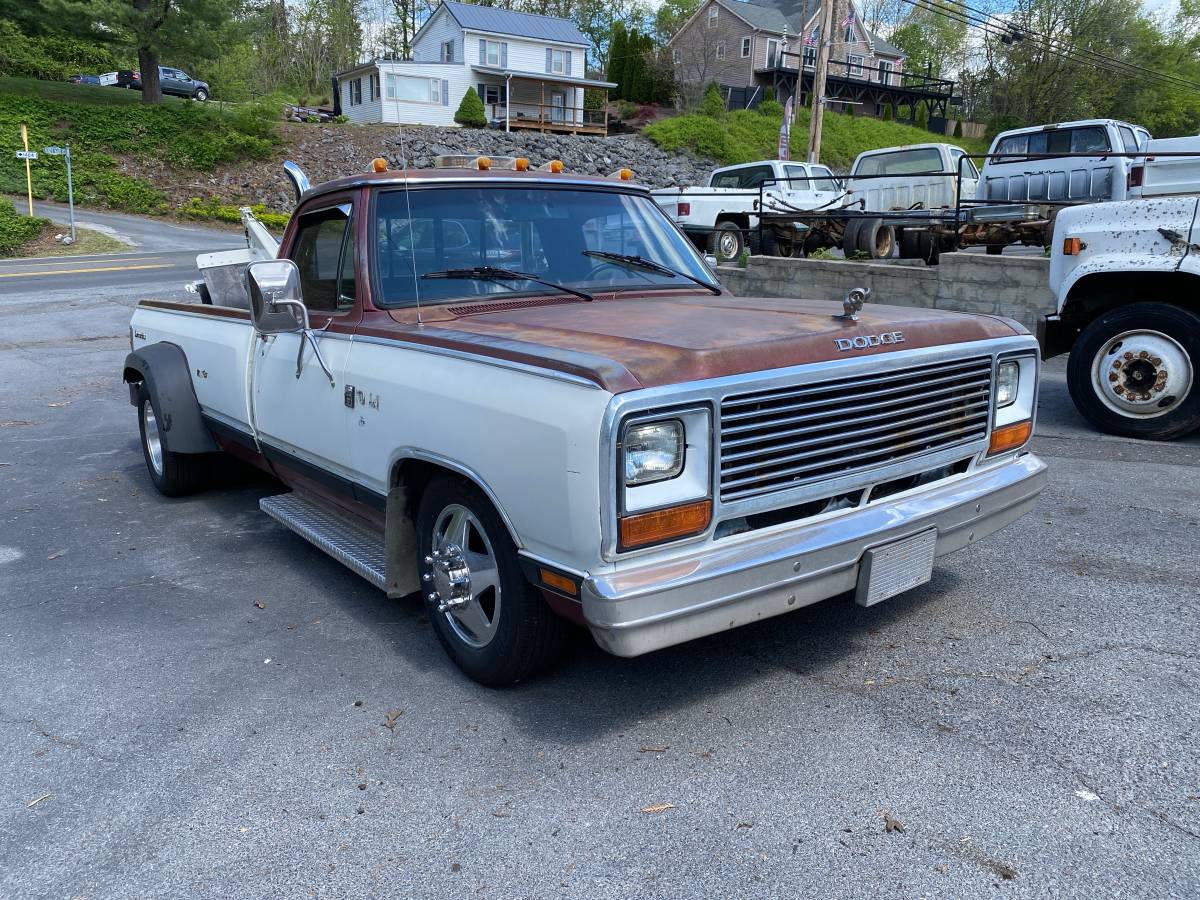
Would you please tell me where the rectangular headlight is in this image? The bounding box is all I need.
[996,360,1019,408]
[624,420,684,486]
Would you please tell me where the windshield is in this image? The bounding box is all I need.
[372,185,718,307]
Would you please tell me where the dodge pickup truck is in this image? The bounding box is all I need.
[123,155,1047,685]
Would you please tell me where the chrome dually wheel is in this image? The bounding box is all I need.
[141,400,164,476]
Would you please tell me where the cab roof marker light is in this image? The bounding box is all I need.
[539,159,564,173]
[612,168,633,181]
[371,157,388,173]
[476,156,492,170]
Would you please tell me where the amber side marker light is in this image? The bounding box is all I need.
[989,420,1032,455]
[539,568,578,597]
[515,157,530,171]
[619,500,712,550]
[476,156,492,170]
[618,168,633,181]
[371,157,388,173]
[1062,237,1084,255]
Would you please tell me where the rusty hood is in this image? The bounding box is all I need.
[382,293,1023,393]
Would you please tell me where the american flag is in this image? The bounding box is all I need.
[841,10,854,28]
[804,27,819,46]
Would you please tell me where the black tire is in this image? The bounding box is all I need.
[986,244,1003,256]
[841,219,863,257]
[855,218,896,259]
[417,476,569,686]
[194,88,209,102]
[1067,302,1200,441]
[708,221,744,263]
[136,385,209,496]
[917,231,941,265]
[898,228,921,259]
[761,227,796,257]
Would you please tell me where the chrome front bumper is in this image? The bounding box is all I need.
[582,453,1047,657]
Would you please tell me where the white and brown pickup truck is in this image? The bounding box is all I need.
[123,156,1047,685]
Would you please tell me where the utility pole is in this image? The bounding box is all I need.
[806,0,836,164]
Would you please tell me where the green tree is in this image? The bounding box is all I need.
[916,102,928,130]
[953,119,963,137]
[45,0,236,103]
[653,0,699,43]
[454,86,487,127]
[889,0,968,81]
[608,21,628,100]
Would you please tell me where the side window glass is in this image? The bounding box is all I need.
[290,205,354,314]
[1118,126,1138,153]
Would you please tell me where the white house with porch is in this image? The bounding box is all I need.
[335,1,616,134]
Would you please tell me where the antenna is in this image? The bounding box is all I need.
[396,120,423,324]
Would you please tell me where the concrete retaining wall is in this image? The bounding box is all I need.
[717,253,1058,335]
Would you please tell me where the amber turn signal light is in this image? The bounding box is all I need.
[618,168,633,181]
[988,419,1032,455]
[371,157,388,173]
[539,568,578,597]
[547,159,564,173]
[476,156,492,170]
[1062,237,1083,255]
[515,157,529,171]
[619,500,712,550]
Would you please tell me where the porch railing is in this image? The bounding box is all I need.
[486,102,607,130]
[773,51,955,95]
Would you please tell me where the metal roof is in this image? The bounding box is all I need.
[442,1,591,46]
[471,65,616,89]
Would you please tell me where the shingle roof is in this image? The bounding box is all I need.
[728,0,906,58]
[725,0,794,32]
[442,1,591,46]
[867,30,905,58]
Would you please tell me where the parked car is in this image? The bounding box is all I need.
[122,154,1047,685]
[651,159,843,262]
[100,66,210,100]
[1128,134,1200,199]
[981,119,1150,204]
[1046,194,1200,440]
[66,73,101,85]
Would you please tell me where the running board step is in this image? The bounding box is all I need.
[260,493,386,590]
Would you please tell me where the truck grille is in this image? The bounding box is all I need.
[719,357,993,502]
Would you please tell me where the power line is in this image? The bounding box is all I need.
[895,0,1200,94]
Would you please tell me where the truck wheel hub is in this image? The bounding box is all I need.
[425,544,472,611]
[1093,329,1192,418]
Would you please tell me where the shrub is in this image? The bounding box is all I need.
[180,197,289,230]
[758,98,783,118]
[698,83,725,118]
[454,87,487,127]
[953,119,964,138]
[0,198,48,255]
[916,103,928,131]
[0,19,124,81]
[881,104,893,121]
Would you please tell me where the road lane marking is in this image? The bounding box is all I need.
[0,262,174,279]
[0,255,163,269]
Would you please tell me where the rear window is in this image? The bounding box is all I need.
[994,126,1111,161]
[854,147,944,176]
[710,165,774,188]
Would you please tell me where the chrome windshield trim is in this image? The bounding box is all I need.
[597,334,1039,562]
[350,334,606,390]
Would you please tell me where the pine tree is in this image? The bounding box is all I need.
[454,86,487,127]
[608,21,628,100]
[953,119,963,138]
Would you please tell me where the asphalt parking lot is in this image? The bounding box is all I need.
[2,258,1199,898]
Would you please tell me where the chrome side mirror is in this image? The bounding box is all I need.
[245,259,335,386]
[246,259,306,334]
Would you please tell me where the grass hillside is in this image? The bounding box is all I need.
[644,103,988,171]
[0,76,278,213]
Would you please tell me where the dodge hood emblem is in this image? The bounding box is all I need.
[836,332,905,351]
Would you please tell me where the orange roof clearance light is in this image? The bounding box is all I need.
[619,499,712,550]
[476,156,492,170]
[988,419,1032,455]
[618,168,633,181]
[540,159,564,173]
[515,157,530,171]
[371,157,388,173]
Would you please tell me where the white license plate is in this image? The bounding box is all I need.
[99,73,118,85]
[855,529,938,607]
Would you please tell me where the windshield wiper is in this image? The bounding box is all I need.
[422,266,594,302]
[582,250,722,296]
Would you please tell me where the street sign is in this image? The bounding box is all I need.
[15,150,38,160]
[43,146,66,156]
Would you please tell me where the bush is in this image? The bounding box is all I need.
[0,19,124,81]
[454,87,487,127]
[698,83,725,118]
[881,104,893,121]
[916,103,928,131]
[181,197,289,230]
[758,98,783,118]
[953,119,964,138]
[0,198,48,255]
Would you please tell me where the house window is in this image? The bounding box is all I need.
[848,54,864,78]
[766,39,780,67]
[370,73,379,100]
[715,41,725,60]
[386,74,440,104]
[672,48,681,64]
[441,40,455,62]
[551,49,566,74]
[741,36,751,58]
[481,83,506,107]
[708,5,718,27]
[802,46,816,68]
[484,40,501,67]
[349,78,362,106]
[844,25,855,43]
[877,59,893,84]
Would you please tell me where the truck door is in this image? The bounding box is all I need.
[252,196,360,478]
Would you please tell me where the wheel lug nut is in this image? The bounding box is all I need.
[1108,372,1118,382]
[1152,356,1162,366]
[423,555,433,564]
[427,592,438,602]
[422,573,432,582]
